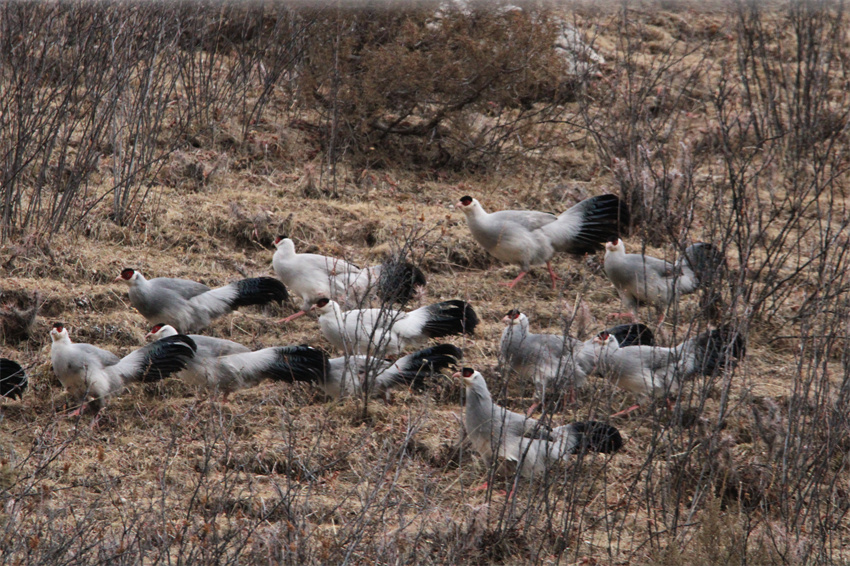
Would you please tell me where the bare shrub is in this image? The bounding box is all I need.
[296,4,586,172]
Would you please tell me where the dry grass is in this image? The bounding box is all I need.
[1,3,849,565]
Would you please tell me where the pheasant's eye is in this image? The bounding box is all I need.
[316,298,330,307]
[459,196,473,206]
[598,331,610,340]
[150,324,163,333]
[52,322,65,330]
[120,268,135,280]
[461,367,475,378]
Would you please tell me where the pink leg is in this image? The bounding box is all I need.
[566,386,577,405]
[278,310,307,323]
[472,481,507,496]
[66,404,86,418]
[526,401,540,417]
[606,311,637,322]
[546,262,562,289]
[500,271,528,289]
[610,403,642,418]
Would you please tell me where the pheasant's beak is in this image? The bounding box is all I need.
[113,276,123,282]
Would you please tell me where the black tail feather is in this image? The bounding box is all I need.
[684,242,727,279]
[684,243,727,321]
[263,346,330,384]
[382,343,463,390]
[420,300,479,338]
[561,194,631,255]
[569,421,624,454]
[0,359,27,400]
[605,323,655,347]
[232,277,289,309]
[378,260,427,305]
[695,326,746,375]
[137,335,198,383]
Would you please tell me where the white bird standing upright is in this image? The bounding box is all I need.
[592,326,745,417]
[146,324,328,399]
[603,239,725,323]
[49,322,197,416]
[456,194,629,288]
[500,310,655,416]
[458,368,623,490]
[272,236,426,322]
[312,298,478,356]
[115,268,288,333]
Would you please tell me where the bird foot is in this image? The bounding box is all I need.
[525,402,540,417]
[471,481,490,492]
[606,312,637,322]
[64,405,86,418]
[546,262,562,289]
[500,271,528,289]
[610,404,642,418]
[278,311,307,323]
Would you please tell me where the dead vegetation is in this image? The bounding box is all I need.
[0,2,849,565]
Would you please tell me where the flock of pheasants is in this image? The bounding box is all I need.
[0,192,746,486]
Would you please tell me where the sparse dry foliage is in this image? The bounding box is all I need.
[1,2,849,565]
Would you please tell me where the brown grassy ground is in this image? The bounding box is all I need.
[1,4,849,565]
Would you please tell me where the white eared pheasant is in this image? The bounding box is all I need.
[456,194,629,288]
[115,268,288,333]
[49,322,197,416]
[312,298,478,356]
[592,326,745,416]
[500,309,654,415]
[458,367,623,487]
[272,236,426,322]
[267,343,462,400]
[603,238,725,323]
[146,324,328,399]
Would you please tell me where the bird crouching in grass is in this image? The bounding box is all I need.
[312,298,478,357]
[272,236,427,322]
[457,367,623,494]
[146,323,329,399]
[49,322,197,419]
[115,268,288,333]
[320,343,463,401]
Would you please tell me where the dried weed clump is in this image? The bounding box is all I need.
[0,2,849,565]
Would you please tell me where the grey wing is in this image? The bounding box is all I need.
[192,335,251,358]
[631,345,679,373]
[537,332,581,359]
[75,343,121,367]
[488,210,557,231]
[151,277,211,299]
[500,407,553,441]
[612,254,677,306]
